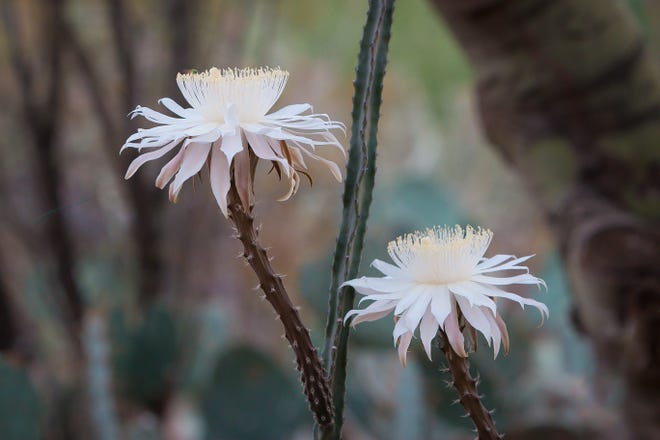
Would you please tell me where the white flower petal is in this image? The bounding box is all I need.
[266,103,312,119]
[221,129,244,164]
[476,254,535,274]
[342,277,415,294]
[345,300,396,326]
[245,132,284,164]
[131,105,186,124]
[125,138,181,179]
[495,314,510,354]
[419,308,439,360]
[483,310,502,358]
[168,142,211,202]
[155,146,186,189]
[225,102,239,127]
[475,254,514,272]
[430,287,452,326]
[158,97,196,118]
[443,300,466,357]
[183,123,220,137]
[371,259,405,278]
[394,287,426,316]
[472,273,545,287]
[402,290,432,332]
[209,146,230,216]
[298,147,343,181]
[480,284,550,320]
[447,282,497,313]
[358,292,407,306]
[454,295,492,345]
[393,318,411,343]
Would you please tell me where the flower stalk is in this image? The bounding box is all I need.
[226,170,334,428]
[439,330,503,440]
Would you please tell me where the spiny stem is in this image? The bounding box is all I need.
[439,331,503,440]
[321,1,395,438]
[227,181,334,428]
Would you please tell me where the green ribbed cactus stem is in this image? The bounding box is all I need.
[320,1,395,438]
[84,311,120,440]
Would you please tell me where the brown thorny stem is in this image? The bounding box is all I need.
[226,150,334,427]
[439,330,503,440]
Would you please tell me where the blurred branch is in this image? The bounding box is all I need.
[430,0,660,437]
[1,0,84,350]
[106,0,136,115]
[59,0,166,308]
[166,0,198,76]
[62,26,118,141]
[0,270,18,353]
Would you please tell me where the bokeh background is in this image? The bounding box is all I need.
[0,0,657,439]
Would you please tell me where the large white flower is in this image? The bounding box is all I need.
[121,67,345,215]
[344,225,548,366]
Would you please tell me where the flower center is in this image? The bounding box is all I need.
[176,67,289,123]
[387,225,493,284]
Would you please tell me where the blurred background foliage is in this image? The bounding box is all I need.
[0,0,656,439]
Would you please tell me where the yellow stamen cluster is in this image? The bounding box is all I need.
[387,225,493,283]
[389,225,491,256]
[176,67,289,84]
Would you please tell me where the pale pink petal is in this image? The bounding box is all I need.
[345,300,396,326]
[124,138,181,179]
[495,314,510,354]
[483,309,502,358]
[209,146,231,216]
[454,295,492,345]
[233,148,253,210]
[155,147,186,189]
[419,308,439,360]
[244,132,276,160]
[392,317,411,342]
[443,300,466,357]
[169,142,211,202]
[397,331,414,368]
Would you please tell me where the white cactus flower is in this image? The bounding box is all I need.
[121,67,345,216]
[344,225,548,367]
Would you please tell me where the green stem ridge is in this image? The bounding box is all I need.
[320,1,395,438]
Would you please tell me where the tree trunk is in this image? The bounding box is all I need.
[429,0,660,438]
